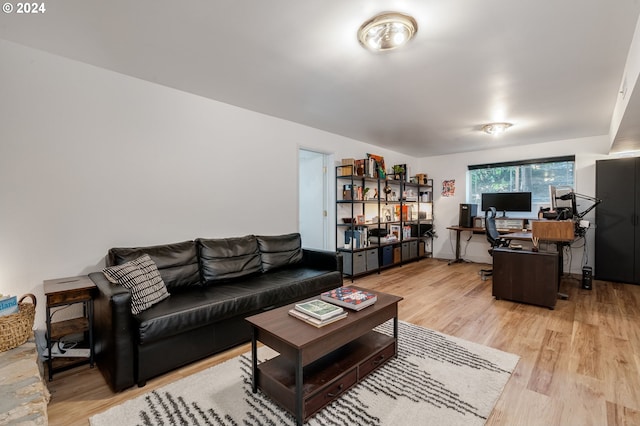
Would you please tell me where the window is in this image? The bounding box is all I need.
[468,156,575,215]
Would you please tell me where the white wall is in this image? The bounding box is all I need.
[0,40,414,328]
[419,136,613,274]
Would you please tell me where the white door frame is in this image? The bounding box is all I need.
[298,148,333,250]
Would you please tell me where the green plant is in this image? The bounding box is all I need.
[392,165,405,174]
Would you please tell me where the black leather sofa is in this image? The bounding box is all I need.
[89,233,342,392]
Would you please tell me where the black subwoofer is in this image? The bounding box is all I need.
[582,266,593,290]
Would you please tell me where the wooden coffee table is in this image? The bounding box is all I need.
[245,287,402,425]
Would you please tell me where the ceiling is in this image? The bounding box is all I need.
[2,0,640,156]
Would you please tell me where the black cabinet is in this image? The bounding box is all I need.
[595,158,640,284]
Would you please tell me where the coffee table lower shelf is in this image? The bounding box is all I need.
[257,330,395,421]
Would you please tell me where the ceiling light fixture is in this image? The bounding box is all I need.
[482,122,513,135]
[358,12,418,52]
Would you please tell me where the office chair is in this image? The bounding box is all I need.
[480,207,511,280]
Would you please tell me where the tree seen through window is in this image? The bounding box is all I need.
[469,156,575,215]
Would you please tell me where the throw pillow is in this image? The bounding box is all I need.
[103,254,170,314]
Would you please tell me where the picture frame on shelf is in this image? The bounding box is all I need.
[356,215,365,224]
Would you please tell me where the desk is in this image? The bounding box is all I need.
[492,248,559,309]
[446,226,485,264]
[447,225,575,277]
[503,229,574,254]
[501,230,575,300]
[446,226,524,264]
[501,231,532,241]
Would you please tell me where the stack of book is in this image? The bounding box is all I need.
[289,299,347,327]
[321,287,377,311]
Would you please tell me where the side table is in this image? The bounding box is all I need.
[43,275,96,380]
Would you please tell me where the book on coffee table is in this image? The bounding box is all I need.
[288,308,348,328]
[321,287,377,311]
[295,299,344,320]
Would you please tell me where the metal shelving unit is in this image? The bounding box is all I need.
[336,165,434,280]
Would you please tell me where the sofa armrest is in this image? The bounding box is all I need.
[301,249,343,276]
[89,271,136,392]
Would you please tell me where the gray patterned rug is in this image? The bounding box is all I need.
[90,321,519,426]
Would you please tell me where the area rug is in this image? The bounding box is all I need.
[90,321,519,426]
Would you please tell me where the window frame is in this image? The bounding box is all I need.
[467,155,575,217]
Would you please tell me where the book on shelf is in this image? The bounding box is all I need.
[294,299,344,321]
[288,309,348,328]
[321,287,377,311]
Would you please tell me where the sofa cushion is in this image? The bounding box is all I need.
[240,267,342,307]
[134,267,342,344]
[256,233,303,272]
[197,235,261,283]
[108,241,200,291]
[103,254,170,315]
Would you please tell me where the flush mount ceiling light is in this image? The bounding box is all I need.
[482,122,513,135]
[358,12,418,52]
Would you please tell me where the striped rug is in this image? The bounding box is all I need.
[90,321,519,426]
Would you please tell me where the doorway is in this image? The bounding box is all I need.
[298,149,331,250]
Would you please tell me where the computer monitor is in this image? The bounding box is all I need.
[481,192,532,216]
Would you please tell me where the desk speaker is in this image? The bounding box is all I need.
[459,204,477,228]
[473,217,485,228]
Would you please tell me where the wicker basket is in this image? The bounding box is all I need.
[0,294,36,352]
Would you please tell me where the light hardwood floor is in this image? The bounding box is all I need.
[46,259,640,425]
